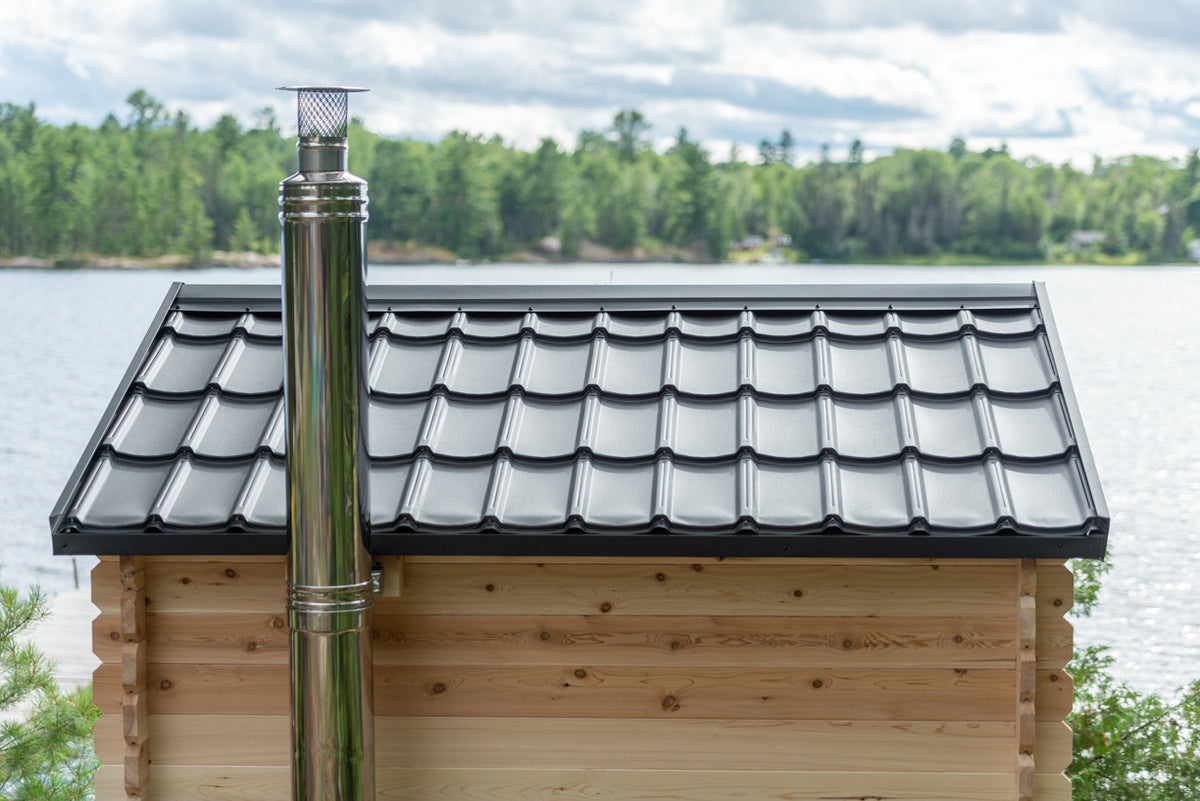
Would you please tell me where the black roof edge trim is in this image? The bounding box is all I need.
[51,531,1107,560]
[49,282,186,536]
[1033,282,1110,528]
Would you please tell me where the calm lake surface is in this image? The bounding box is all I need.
[2,262,1197,697]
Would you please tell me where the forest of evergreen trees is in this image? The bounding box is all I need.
[4,90,1200,265]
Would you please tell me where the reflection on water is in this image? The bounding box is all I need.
[2,262,1198,697]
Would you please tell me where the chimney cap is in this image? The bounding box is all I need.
[278,86,369,140]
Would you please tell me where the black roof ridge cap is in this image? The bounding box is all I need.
[173,282,1042,306]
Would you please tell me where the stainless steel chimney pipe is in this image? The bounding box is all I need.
[279,86,374,801]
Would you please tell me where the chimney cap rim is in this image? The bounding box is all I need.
[277,86,369,93]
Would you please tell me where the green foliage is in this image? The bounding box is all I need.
[0,583,100,800]
[1067,557,1200,799]
[2,92,1199,263]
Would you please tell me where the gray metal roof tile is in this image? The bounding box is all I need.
[369,338,446,396]
[446,340,521,395]
[590,397,660,458]
[367,398,431,459]
[902,339,972,394]
[601,340,666,396]
[676,341,740,395]
[52,283,1108,558]
[827,340,894,395]
[523,340,593,395]
[183,395,280,458]
[976,336,1055,393]
[909,397,986,459]
[509,397,583,459]
[105,395,203,458]
[137,336,228,394]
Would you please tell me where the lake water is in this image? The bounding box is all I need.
[2,262,1197,698]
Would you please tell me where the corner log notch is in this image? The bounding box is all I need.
[120,555,148,799]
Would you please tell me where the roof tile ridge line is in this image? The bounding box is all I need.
[584,329,609,391]
[99,393,145,454]
[431,334,464,392]
[657,390,679,455]
[1066,452,1101,519]
[970,389,1002,454]
[509,332,536,390]
[737,452,758,525]
[207,333,249,391]
[146,456,193,528]
[893,388,918,454]
[1032,282,1108,523]
[51,282,185,536]
[819,452,843,525]
[481,453,514,524]
[262,396,287,455]
[366,332,390,392]
[902,452,929,531]
[234,310,256,340]
[886,328,911,390]
[816,389,836,455]
[179,392,222,455]
[813,328,832,390]
[983,452,1016,525]
[496,393,525,454]
[959,326,987,390]
[662,330,682,390]
[576,391,602,454]
[566,450,594,525]
[415,394,449,453]
[737,392,758,453]
[738,329,758,390]
[652,453,674,524]
[396,454,433,525]
[738,306,756,336]
[230,452,276,528]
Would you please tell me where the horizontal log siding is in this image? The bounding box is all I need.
[92,555,1073,800]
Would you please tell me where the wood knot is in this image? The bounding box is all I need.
[599,602,613,613]
[692,564,703,572]
[793,589,805,598]
[160,680,172,691]
[270,616,285,628]
[842,639,853,649]
[1049,673,1060,683]
[245,641,258,652]
[655,573,666,582]
[485,584,495,592]
[662,695,677,709]
[109,631,121,641]
[574,669,587,679]
[180,577,190,585]
[431,683,446,695]
[954,668,968,676]
[670,640,682,651]
[811,679,824,689]
[953,635,964,644]
[1053,598,1064,607]
[224,568,236,578]
[372,630,381,640]
[539,631,551,641]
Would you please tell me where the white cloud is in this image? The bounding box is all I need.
[3,0,1200,165]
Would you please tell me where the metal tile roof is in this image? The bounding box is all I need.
[49,282,1108,558]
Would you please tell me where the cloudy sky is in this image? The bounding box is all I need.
[5,0,1200,166]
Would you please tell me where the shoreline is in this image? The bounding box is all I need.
[3,250,1197,271]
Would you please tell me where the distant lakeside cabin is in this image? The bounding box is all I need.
[53,282,1107,801]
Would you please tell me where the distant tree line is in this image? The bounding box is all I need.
[4,90,1200,264]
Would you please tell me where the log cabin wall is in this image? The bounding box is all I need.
[90,554,1075,801]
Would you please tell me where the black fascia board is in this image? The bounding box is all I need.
[48,282,185,541]
[55,529,1107,560]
